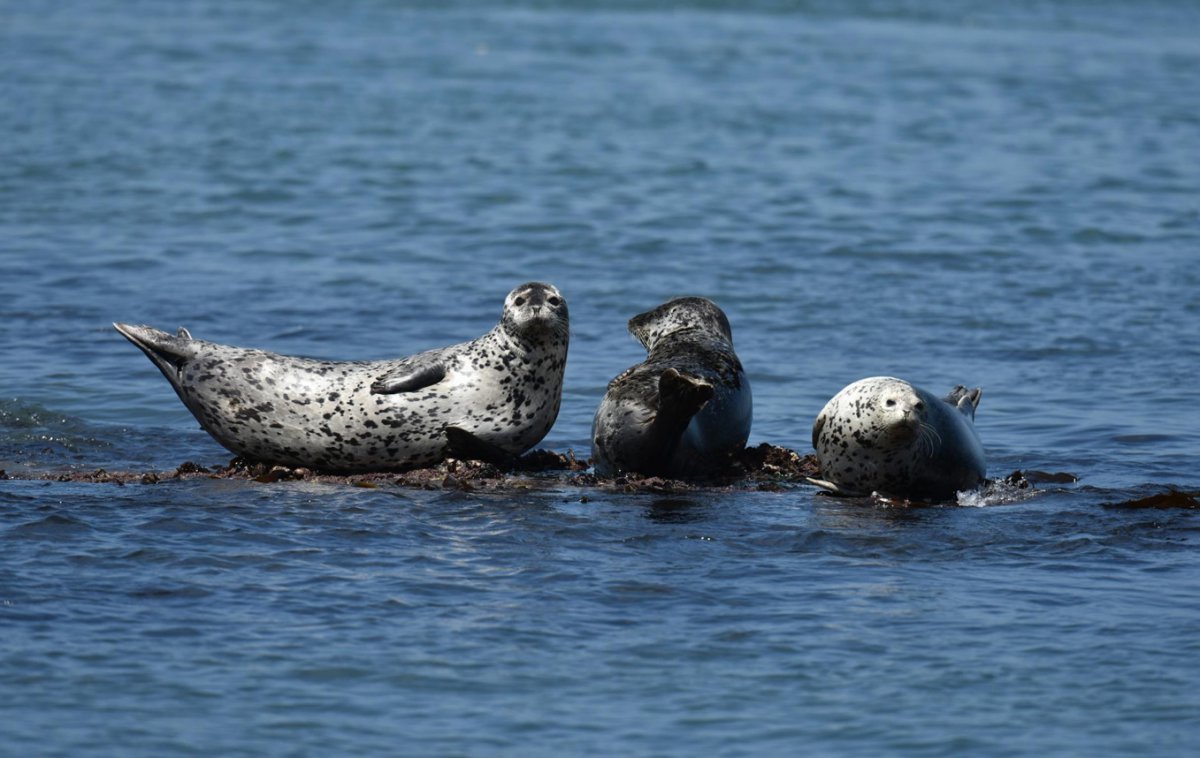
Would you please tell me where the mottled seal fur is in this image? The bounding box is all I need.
[115,282,569,472]
[809,376,986,501]
[591,297,752,478]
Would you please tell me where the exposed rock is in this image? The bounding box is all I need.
[12,443,820,494]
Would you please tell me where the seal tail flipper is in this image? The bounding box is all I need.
[113,323,196,379]
[945,386,983,418]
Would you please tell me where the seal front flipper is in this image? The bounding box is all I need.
[657,368,713,424]
[617,368,714,475]
[444,426,519,470]
[370,362,447,394]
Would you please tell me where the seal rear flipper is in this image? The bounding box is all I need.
[944,386,983,418]
[444,426,519,470]
[805,477,859,497]
[371,362,447,394]
[114,322,196,377]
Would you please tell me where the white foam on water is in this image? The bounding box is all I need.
[957,477,1038,507]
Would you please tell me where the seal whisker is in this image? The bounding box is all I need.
[920,421,942,458]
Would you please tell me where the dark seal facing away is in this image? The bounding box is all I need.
[114,282,569,472]
[591,297,752,478]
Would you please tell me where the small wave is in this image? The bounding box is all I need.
[1071,227,1147,245]
[0,398,113,454]
[7,513,94,538]
[0,398,203,473]
[957,473,1043,507]
[0,398,71,430]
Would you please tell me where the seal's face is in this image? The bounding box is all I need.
[501,282,570,342]
[628,296,733,351]
[871,379,927,445]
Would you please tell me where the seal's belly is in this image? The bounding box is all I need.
[680,376,752,457]
[178,356,551,471]
[819,410,985,499]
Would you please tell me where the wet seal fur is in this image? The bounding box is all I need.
[809,376,986,501]
[115,282,569,472]
[591,297,752,478]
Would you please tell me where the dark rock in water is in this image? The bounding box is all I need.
[55,468,127,486]
[735,443,820,480]
[999,471,1034,489]
[589,444,820,494]
[8,443,819,494]
[1023,470,1080,484]
[519,448,589,472]
[1105,490,1200,510]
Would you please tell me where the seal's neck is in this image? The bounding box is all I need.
[492,323,569,360]
[641,326,730,355]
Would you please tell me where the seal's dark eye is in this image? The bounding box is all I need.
[514,297,526,306]
[914,402,925,411]
[885,399,896,407]
[548,296,561,306]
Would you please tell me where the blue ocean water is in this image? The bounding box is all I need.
[3,0,1200,754]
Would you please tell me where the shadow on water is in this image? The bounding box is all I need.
[643,497,708,524]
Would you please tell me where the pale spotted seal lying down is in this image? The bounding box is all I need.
[115,282,569,472]
[809,376,986,501]
[591,297,752,478]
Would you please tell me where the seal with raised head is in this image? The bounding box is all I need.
[115,282,569,472]
[809,376,986,501]
[591,297,752,478]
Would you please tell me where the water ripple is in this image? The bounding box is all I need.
[4,1,1200,755]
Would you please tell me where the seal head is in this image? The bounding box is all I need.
[809,376,986,501]
[500,281,570,344]
[591,297,751,478]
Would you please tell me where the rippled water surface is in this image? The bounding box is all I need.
[3,1,1200,754]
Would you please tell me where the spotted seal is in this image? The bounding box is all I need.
[809,376,986,501]
[114,282,569,472]
[591,297,752,478]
